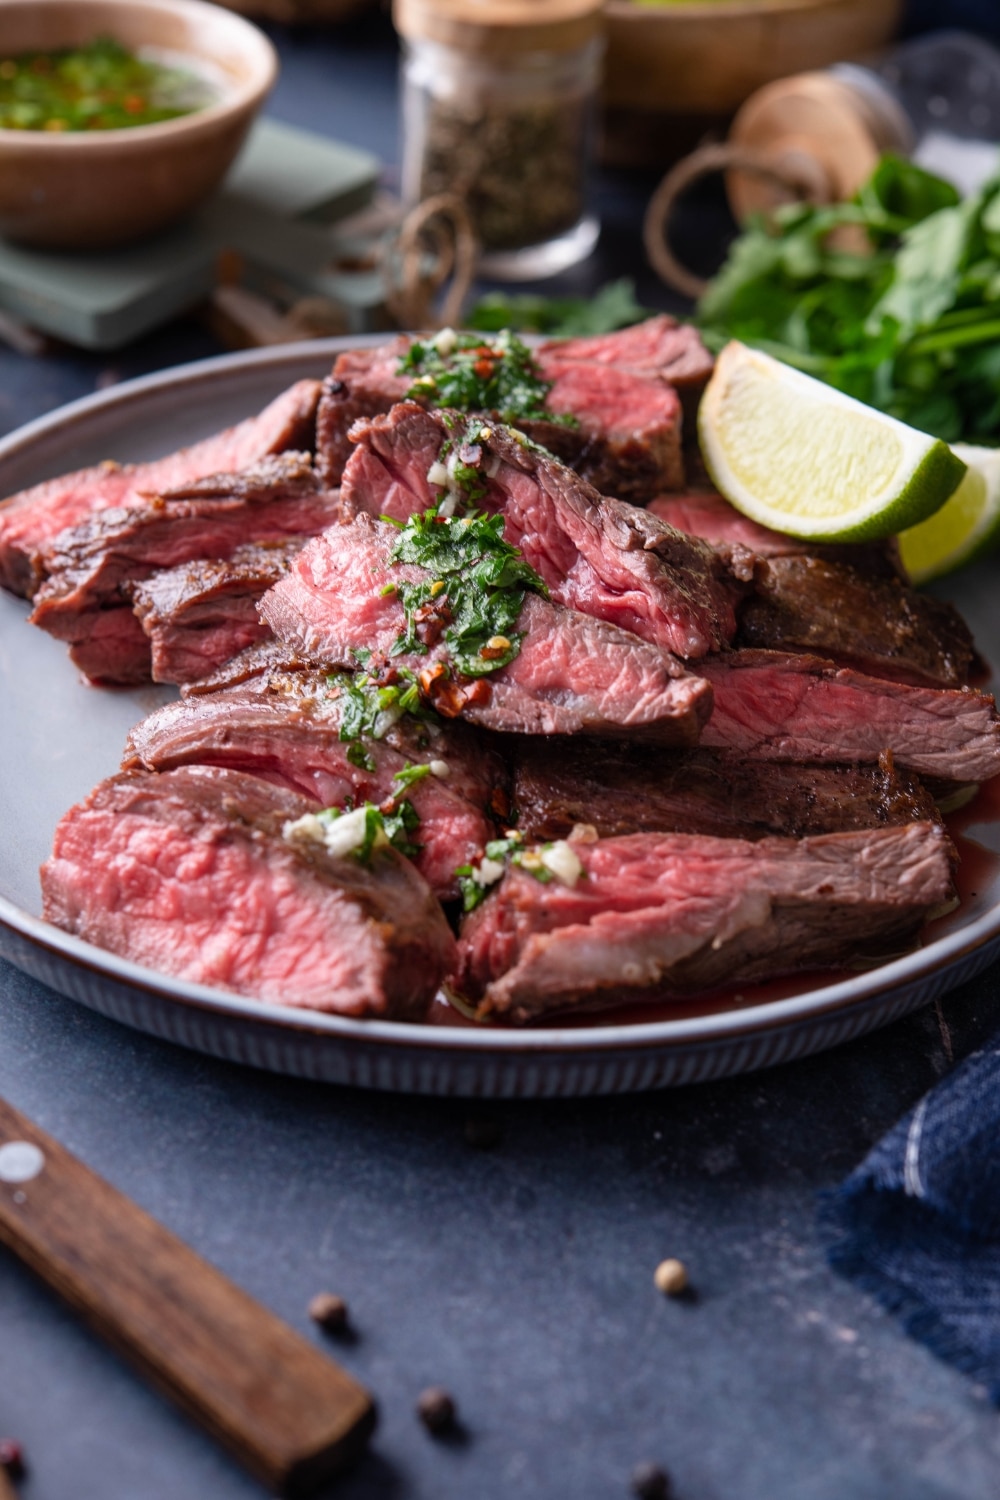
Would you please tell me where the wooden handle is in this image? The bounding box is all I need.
[0,1100,375,1495]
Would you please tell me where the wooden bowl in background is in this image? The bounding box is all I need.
[0,0,277,249]
[602,0,903,167]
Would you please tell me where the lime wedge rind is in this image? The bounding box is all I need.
[698,342,968,544]
[899,443,1000,584]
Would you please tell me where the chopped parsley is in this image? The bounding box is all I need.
[345,741,376,772]
[455,833,586,911]
[389,509,548,678]
[398,328,577,428]
[392,760,433,793]
[330,669,426,742]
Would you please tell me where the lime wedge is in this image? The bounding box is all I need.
[898,443,1000,584]
[698,342,967,543]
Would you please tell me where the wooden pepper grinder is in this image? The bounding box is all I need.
[644,66,912,299]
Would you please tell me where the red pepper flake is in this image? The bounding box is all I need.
[417,663,492,718]
[123,94,147,114]
[412,595,452,648]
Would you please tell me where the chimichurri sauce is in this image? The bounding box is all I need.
[0,36,216,132]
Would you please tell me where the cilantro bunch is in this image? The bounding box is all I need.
[698,155,1000,443]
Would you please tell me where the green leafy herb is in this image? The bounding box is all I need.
[330,670,426,743]
[697,153,1000,442]
[398,329,576,427]
[468,278,650,337]
[381,799,422,860]
[392,761,434,793]
[345,741,376,772]
[455,831,566,912]
[312,801,421,863]
[389,509,548,677]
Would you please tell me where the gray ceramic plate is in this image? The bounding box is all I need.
[2,338,999,1097]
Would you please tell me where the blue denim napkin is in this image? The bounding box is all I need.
[821,1042,1000,1397]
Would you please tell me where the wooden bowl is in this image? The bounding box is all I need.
[0,0,277,249]
[603,0,903,163]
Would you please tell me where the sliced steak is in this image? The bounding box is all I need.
[128,540,303,685]
[28,454,342,685]
[123,669,506,900]
[259,514,714,742]
[457,821,955,1021]
[315,322,691,497]
[41,765,456,1019]
[341,403,743,659]
[700,649,1000,783]
[315,342,411,487]
[525,359,684,500]
[513,740,941,843]
[647,490,905,577]
[0,378,322,598]
[537,315,714,391]
[180,638,333,697]
[736,554,975,688]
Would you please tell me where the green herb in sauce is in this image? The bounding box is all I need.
[330,669,427,743]
[389,509,549,678]
[398,329,577,428]
[0,37,216,133]
[309,802,421,863]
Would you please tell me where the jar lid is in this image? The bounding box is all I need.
[394,0,604,56]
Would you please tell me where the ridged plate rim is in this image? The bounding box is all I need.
[1,335,998,1096]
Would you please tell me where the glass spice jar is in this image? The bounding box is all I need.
[394,0,604,280]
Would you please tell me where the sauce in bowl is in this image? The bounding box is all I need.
[0,36,218,132]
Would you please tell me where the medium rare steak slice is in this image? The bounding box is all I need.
[736,554,975,688]
[513,740,940,843]
[341,403,743,659]
[700,649,1000,783]
[259,514,714,742]
[128,540,302,685]
[524,359,685,500]
[0,378,322,598]
[537,315,714,390]
[315,322,690,497]
[41,765,456,1019]
[456,821,955,1021]
[123,669,506,899]
[29,454,342,685]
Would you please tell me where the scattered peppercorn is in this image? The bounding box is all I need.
[630,1460,672,1499]
[0,1439,24,1478]
[417,1385,457,1434]
[308,1291,350,1334]
[464,1115,502,1150]
[653,1258,688,1296]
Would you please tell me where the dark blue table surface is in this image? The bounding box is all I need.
[3,17,1000,1500]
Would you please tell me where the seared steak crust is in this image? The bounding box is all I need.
[735,554,975,688]
[457,821,956,1021]
[512,740,941,843]
[28,454,342,685]
[0,379,322,598]
[128,540,302,686]
[41,765,456,1019]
